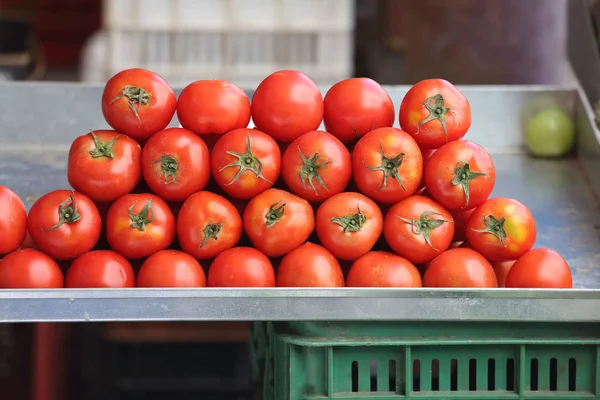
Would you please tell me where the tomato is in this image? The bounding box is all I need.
[66,250,135,288]
[352,127,423,204]
[323,78,394,144]
[423,248,497,288]
[177,80,251,136]
[525,108,575,158]
[492,260,515,288]
[106,194,175,259]
[450,208,475,242]
[0,249,63,288]
[101,68,176,141]
[281,130,351,202]
[0,186,27,255]
[346,251,422,287]
[424,140,495,210]
[316,192,383,260]
[465,198,536,261]
[399,79,471,149]
[243,188,314,257]
[251,70,323,143]
[276,242,345,287]
[137,250,206,287]
[68,130,142,202]
[211,128,281,199]
[177,191,242,259]
[142,127,211,201]
[207,247,275,287]
[505,248,572,288]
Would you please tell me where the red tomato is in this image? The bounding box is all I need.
[316,192,383,260]
[137,250,206,287]
[423,248,497,288]
[352,127,423,204]
[142,127,211,201]
[383,196,454,264]
[106,194,175,259]
[0,249,63,288]
[177,191,242,259]
[177,80,251,135]
[68,130,142,202]
[399,79,471,149]
[323,78,394,143]
[276,242,345,287]
[450,208,475,242]
[505,248,572,288]
[243,188,314,257]
[281,130,351,202]
[27,190,101,260]
[346,251,422,287]
[66,250,135,288]
[101,68,176,141]
[207,247,275,287]
[466,198,536,261]
[211,128,281,199]
[251,70,323,143]
[0,186,27,255]
[492,260,515,288]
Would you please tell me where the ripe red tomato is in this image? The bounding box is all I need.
[211,128,281,199]
[492,260,515,288]
[243,188,314,257]
[282,130,351,202]
[0,186,27,255]
[466,198,536,261]
[352,127,423,204]
[207,247,275,287]
[106,194,176,259]
[505,248,572,288]
[316,192,383,260]
[425,140,495,210]
[384,196,454,264]
[450,208,475,242]
[142,127,211,201]
[323,78,394,143]
[177,191,242,259]
[137,250,206,287]
[68,130,142,202]
[346,251,422,287]
[0,249,63,288]
[276,242,345,287]
[423,248,497,288]
[251,70,323,143]
[66,250,135,288]
[177,80,251,136]
[101,68,176,141]
[399,79,471,149]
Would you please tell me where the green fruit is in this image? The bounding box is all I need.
[525,108,575,158]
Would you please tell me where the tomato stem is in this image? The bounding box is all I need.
[110,85,151,122]
[398,211,449,250]
[219,133,272,186]
[472,215,507,246]
[153,155,181,185]
[200,223,223,248]
[415,94,457,142]
[265,201,285,228]
[89,130,117,159]
[331,203,366,233]
[363,138,406,191]
[451,161,488,207]
[298,147,332,194]
[128,199,155,231]
[47,192,82,231]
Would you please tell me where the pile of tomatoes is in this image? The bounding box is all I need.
[0,68,573,289]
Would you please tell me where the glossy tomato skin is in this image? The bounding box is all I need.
[211,128,281,199]
[101,68,176,141]
[276,242,345,287]
[68,130,142,202]
[177,191,242,259]
[505,248,572,288]
[177,80,251,136]
[323,78,394,144]
[207,247,275,287]
[353,127,423,204]
[316,192,383,260]
[66,250,135,288]
[466,198,536,261]
[399,79,471,149]
[0,186,27,255]
[0,249,63,288]
[423,248,497,288]
[142,127,211,201]
[282,130,351,202]
[243,188,314,257]
[450,208,475,242]
[384,196,454,264]
[106,194,176,259]
[137,250,206,287]
[251,70,323,143]
[492,260,515,288]
[346,251,422,287]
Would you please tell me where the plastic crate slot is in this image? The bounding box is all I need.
[388,360,396,392]
[568,357,576,391]
[530,358,539,390]
[488,358,495,390]
[450,359,458,391]
[506,357,516,391]
[350,360,358,392]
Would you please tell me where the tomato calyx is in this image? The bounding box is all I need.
[110,85,151,122]
[265,201,285,228]
[398,211,449,250]
[200,222,223,248]
[298,147,332,194]
[89,130,117,159]
[472,214,507,246]
[451,161,488,207]
[128,199,155,231]
[219,134,272,186]
[47,193,82,231]
[416,94,457,141]
[363,138,406,191]
[331,204,366,233]
[153,155,180,185]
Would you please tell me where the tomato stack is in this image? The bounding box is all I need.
[0,69,573,289]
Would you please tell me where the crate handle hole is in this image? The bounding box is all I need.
[450,359,458,391]
[469,358,477,391]
[388,360,396,392]
[488,358,496,391]
[550,358,558,391]
[568,358,576,391]
[351,361,358,392]
[431,359,439,391]
[506,358,516,391]
[370,360,377,392]
[531,358,539,391]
